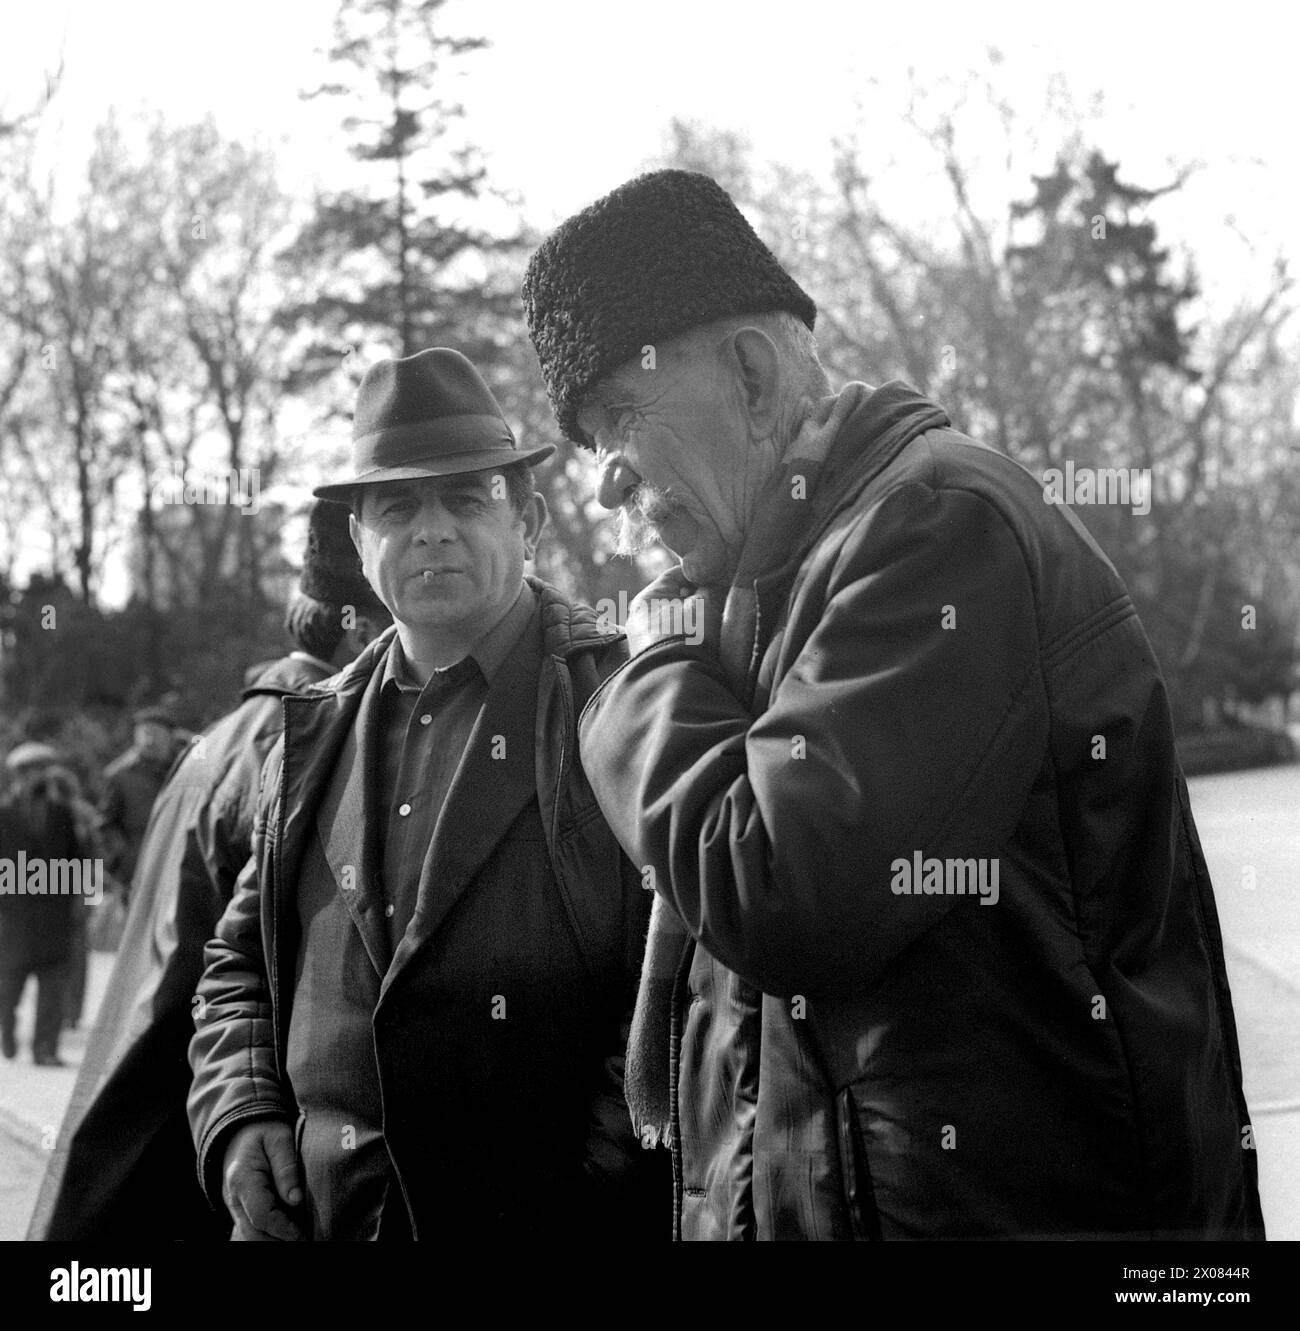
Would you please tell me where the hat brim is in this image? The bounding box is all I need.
[313,443,556,502]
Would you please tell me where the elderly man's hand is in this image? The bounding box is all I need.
[625,567,723,657]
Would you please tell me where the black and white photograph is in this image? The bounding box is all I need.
[0,0,1295,1302]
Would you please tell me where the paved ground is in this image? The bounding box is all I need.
[2,762,1297,1239]
[1181,763,1300,1239]
[0,944,112,1239]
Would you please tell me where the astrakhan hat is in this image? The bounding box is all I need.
[523,169,817,448]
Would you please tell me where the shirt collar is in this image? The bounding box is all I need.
[382,582,536,694]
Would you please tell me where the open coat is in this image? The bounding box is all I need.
[188,579,661,1240]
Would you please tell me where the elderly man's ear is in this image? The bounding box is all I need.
[729,326,782,434]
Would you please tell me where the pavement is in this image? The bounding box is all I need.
[0,946,113,1239]
[1182,762,1300,1240]
[2,763,1298,1240]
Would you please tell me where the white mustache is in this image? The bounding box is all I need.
[614,485,677,557]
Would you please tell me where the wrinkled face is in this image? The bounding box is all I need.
[350,472,539,642]
[577,346,755,587]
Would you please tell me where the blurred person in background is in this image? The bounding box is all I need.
[0,742,93,1067]
[97,706,176,896]
[28,502,391,1241]
[43,761,103,1032]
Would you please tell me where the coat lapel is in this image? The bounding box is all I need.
[379,615,542,998]
[314,662,392,979]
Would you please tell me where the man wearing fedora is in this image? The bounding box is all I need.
[521,170,1262,1240]
[188,348,660,1241]
[30,502,391,1241]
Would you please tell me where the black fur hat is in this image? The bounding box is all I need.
[523,169,816,448]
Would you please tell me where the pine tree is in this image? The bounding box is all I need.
[286,0,518,378]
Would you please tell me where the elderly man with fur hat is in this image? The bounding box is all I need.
[28,503,391,1240]
[187,349,661,1241]
[523,169,1263,1241]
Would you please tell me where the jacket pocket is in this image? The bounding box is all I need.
[836,1087,882,1242]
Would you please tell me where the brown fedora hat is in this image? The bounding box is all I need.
[313,348,554,501]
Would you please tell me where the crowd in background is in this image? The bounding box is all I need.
[2,702,197,1064]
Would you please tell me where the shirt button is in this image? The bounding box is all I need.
[398,802,411,816]
[420,714,432,726]
[385,903,395,917]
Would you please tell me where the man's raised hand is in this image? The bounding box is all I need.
[624,567,722,657]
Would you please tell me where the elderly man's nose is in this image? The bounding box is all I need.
[596,453,640,510]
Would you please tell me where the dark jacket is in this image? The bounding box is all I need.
[98,749,172,884]
[578,384,1264,1241]
[187,579,661,1241]
[28,655,332,1241]
[0,792,86,969]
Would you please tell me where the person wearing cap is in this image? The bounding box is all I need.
[187,348,660,1242]
[1,742,93,1066]
[97,706,177,894]
[522,169,1262,1241]
[41,760,102,1033]
[27,503,391,1241]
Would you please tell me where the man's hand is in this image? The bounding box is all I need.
[221,1119,306,1242]
[625,567,722,657]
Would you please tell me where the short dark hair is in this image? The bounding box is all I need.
[498,460,536,515]
[349,462,536,519]
[284,591,347,660]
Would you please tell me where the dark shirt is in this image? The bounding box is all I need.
[375,583,537,948]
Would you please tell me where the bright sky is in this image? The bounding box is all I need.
[7,0,1296,277]
[4,0,1296,602]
